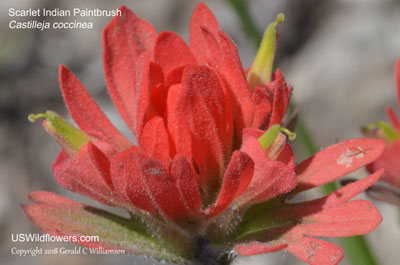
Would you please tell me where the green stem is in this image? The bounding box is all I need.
[227,1,379,265]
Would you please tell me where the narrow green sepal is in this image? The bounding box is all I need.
[280,127,296,141]
[258,125,296,150]
[259,125,281,150]
[247,13,285,90]
[363,121,400,143]
[28,111,90,155]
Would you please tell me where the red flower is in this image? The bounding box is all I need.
[24,4,385,265]
[362,59,400,206]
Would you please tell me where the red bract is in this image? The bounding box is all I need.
[362,59,400,206]
[366,59,400,188]
[24,3,385,265]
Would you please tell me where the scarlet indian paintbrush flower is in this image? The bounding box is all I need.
[24,3,385,265]
[361,59,400,207]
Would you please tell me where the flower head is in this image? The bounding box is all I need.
[24,4,384,265]
[361,59,400,206]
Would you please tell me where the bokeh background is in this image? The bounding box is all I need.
[1,0,400,264]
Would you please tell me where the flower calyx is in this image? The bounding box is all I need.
[28,111,90,157]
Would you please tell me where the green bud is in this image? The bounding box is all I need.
[363,121,400,143]
[258,124,296,150]
[247,13,285,90]
[28,111,90,156]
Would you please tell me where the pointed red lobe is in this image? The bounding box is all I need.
[200,27,254,140]
[139,117,170,169]
[217,30,255,126]
[286,237,343,265]
[53,142,123,207]
[165,65,187,86]
[150,83,169,118]
[189,2,219,64]
[154,32,196,75]
[148,61,165,95]
[206,151,254,218]
[171,65,229,185]
[251,85,272,129]
[295,138,385,192]
[367,140,400,189]
[177,32,234,155]
[103,6,156,135]
[167,84,193,159]
[235,242,287,256]
[59,65,131,150]
[148,62,168,118]
[190,3,253,140]
[53,152,92,196]
[86,142,114,190]
[111,147,154,211]
[385,107,400,131]
[289,200,382,238]
[277,144,295,169]
[396,59,400,108]
[28,191,80,207]
[111,147,191,222]
[170,154,201,215]
[141,159,189,222]
[268,69,289,127]
[133,54,153,137]
[237,136,297,205]
[290,169,383,209]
